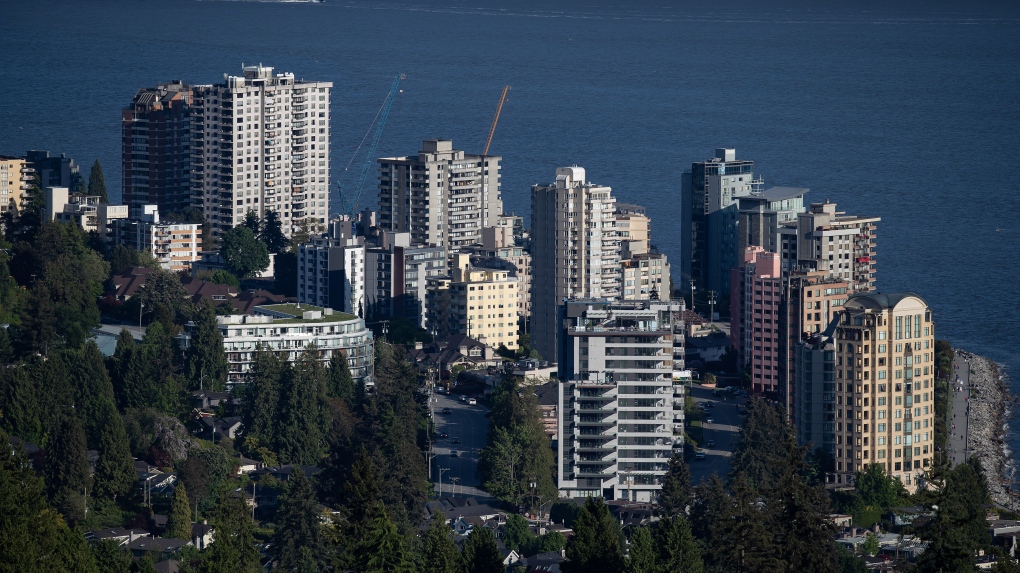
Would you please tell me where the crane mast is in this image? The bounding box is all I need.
[482,85,510,156]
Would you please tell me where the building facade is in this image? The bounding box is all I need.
[122,81,196,215]
[736,186,808,258]
[556,299,686,502]
[365,231,446,326]
[621,252,670,301]
[297,233,366,316]
[207,303,374,386]
[427,254,519,349]
[795,292,935,492]
[25,150,83,191]
[0,156,31,213]
[730,246,783,394]
[377,139,502,252]
[192,65,331,237]
[110,206,202,272]
[531,167,622,362]
[778,201,880,293]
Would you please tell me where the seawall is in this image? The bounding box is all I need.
[959,350,1016,507]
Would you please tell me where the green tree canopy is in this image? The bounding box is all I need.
[730,398,791,491]
[463,526,505,573]
[137,267,189,328]
[185,300,228,391]
[272,468,326,571]
[658,454,693,518]
[201,495,261,573]
[259,209,289,253]
[359,509,414,573]
[419,514,463,573]
[655,514,703,573]
[44,415,92,524]
[563,497,624,573]
[167,482,192,540]
[221,225,270,279]
[625,526,656,573]
[88,159,108,203]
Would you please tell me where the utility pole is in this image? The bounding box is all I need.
[689,279,696,318]
[438,467,450,497]
[708,290,717,323]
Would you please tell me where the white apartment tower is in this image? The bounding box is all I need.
[193,65,331,237]
[531,167,622,362]
[377,140,502,252]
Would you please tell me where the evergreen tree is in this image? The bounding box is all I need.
[259,209,289,253]
[43,416,92,524]
[710,473,782,573]
[655,514,703,573]
[277,350,328,465]
[856,463,906,509]
[185,300,228,391]
[342,448,385,544]
[626,526,657,573]
[358,510,414,573]
[773,444,838,573]
[689,473,727,542]
[132,556,157,573]
[916,458,992,573]
[272,468,326,571]
[54,525,100,573]
[0,252,25,327]
[420,515,463,573]
[327,351,356,402]
[201,495,261,573]
[563,497,624,573]
[0,365,43,444]
[137,268,189,327]
[463,526,505,573]
[240,347,282,448]
[115,322,185,415]
[90,539,133,573]
[88,159,108,203]
[167,482,193,540]
[658,454,693,517]
[242,210,261,236]
[93,408,136,501]
[62,342,118,447]
[221,225,270,279]
[730,399,790,491]
[504,514,534,554]
[18,281,58,355]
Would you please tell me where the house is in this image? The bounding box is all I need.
[521,551,566,573]
[191,522,215,550]
[243,484,284,518]
[198,416,243,441]
[180,276,238,306]
[229,289,296,314]
[135,461,178,498]
[128,536,192,561]
[85,528,150,546]
[829,514,853,528]
[885,506,934,528]
[190,390,232,411]
[106,267,156,300]
[8,436,42,468]
[408,335,500,375]
[428,497,506,528]
[235,454,262,475]
[151,514,168,536]
[684,331,731,367]
[513,359,557,385]
[251,465,320,482]
[495,539,520,568]
[607,501,656,528]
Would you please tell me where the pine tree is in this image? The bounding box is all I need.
[272,468,326,571]
[563,497,624,573]
[167,482,193,540]
[463,526,505,573]
[259,209,289,254]
[186,300,228,391]
[358,509,414,573]
[54,524,100,572]
[658,454,693,517]
[277,351,328,465]
[93,408,136,501]
[625,526,656,573]
[655,514,702,573]
[88,159,108,203]
[711,473,782,573]
[504,514,534,554]
[62,342,119,447]
[342,448,385,544]
[420,515,463,573]
[201,495,261,573]
[327,351,356,402]
[240,347,282,447]
[43,416,92,524]
[18,281,58,355]
[730,399,790,491]
[90,539,133,573]
[773,444,838,573]
[243,210,261,236]
[916,458,992,573]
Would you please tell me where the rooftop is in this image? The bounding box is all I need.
[255,304,358,323]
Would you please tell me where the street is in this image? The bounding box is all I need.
[949,351,972,466]
[431,392,490,497]
[687,384,748,484]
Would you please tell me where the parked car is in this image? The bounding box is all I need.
[439,433,449,439]
[706,417,714,424]
[452,437,461,444]
[442,407,452,415]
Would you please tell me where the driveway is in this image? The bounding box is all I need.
[686,384,747,484]
[431,392,490,497]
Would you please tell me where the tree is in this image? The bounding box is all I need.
[201,495,261,573]
[221,225,269,279]
[208,269,240,288]
[358,509,414,573]
[730,398,790,491]
[340,448,385,552]
[463,526,505,573]
[420,515,463,573]
[327,351,356,403]
[655,514,702,573]
[773,444,838,573]
[916,458,992,573]
[133,556,157,573]
[861,533,879,557]
[504,514,533,554]
[259,209,289,253]
[43,416,92,524]
[166,482,192,540]
[242,210,261,236]
[856,463,906,509]
[837,546,868,573]
[185,300,228,391]
[277,351,329,465]
[136,268,189,327]
[179,455,210,522]
[53,525,100,572]
[90,539,133,573]
[240,347,283,448]
[62,342,118,447]
[658,454,693,517]
[626,526,656,573]
[93,409,136,501]
[88,159,108,203]
[272,468,326,571]
[18,281,58,355]
[563,497,624,573]
[710,473,782,573]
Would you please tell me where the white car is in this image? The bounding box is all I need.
[467,398,477,405]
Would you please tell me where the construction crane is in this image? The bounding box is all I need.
[482,85,510,156]
[336,73,404,218]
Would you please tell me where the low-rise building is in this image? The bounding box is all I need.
[199,303,374,386]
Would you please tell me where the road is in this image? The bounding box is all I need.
[430,392,490,497]
[687,384,748,484]
[949,351,972,466]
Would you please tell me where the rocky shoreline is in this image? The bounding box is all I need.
[959,349,1016,507]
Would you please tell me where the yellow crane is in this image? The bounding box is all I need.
[482,85,511,156]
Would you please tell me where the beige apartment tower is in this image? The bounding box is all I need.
[0,156,31,214]
[377,140,502,253]
[426,254,519,349]
[193,65,331,237]
[531,167,621,362]
[795,292,935,493]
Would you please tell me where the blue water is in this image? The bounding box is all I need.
[2,0,1018,443]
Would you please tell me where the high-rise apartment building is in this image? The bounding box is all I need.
[736,186,808,258]
[0,156,31,213]
[616,203,650,260]
[621,252,670,301]
[192,65,331,237]
[531,167,621,362]
[377,140,502,252]
[556,299,686,502]
[426,254,519,349]
[297,229,366,317]
[730,246,783,394]
[779,271,850,424]
[457,226,532,323]
[365,231,446,326]
[109,206,202,272]
[681,148,759,306]
[122,81,196,215]
[778,201,880,293]
[795,292,935,492]
[25,150,83,191]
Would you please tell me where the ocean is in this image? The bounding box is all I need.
[2,0,1018,445]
